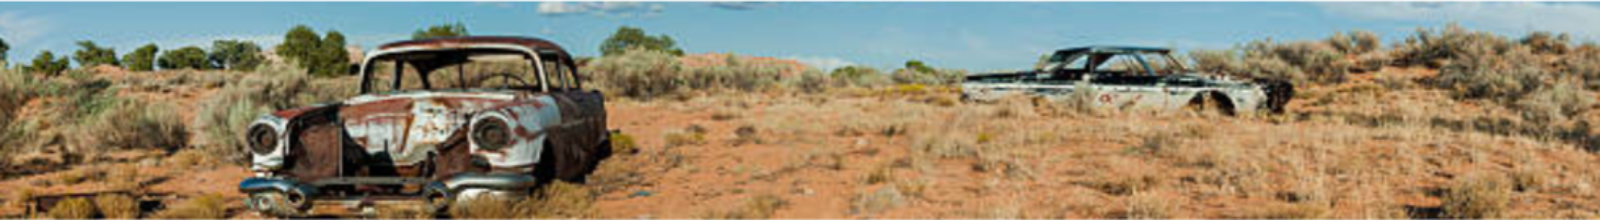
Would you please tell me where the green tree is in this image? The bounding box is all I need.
[277,25,320,65]
[27,50,69,76]
[903,60,934,73]
[72,41,119,68]
[159,46,209,70]
[208,40,265,71]
[600,26,683,56]
[0,36,9,65]
[122,44,159,71]
[413,22,469,40]
[312,31,351,76]
[276,25,352,76]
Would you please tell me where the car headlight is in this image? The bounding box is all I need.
[247,125,279,155]
[472,118,511,151]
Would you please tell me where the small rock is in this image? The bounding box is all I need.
[630,190,653,198]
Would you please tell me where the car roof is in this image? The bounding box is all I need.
[374,36,571,57]
[1056,46,1171,54]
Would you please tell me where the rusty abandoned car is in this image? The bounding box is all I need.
[238,36,610,217]
[961,46,1293,115]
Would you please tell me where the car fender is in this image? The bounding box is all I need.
[468,95,562,170]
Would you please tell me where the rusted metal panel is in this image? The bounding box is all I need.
[375,36,570,58]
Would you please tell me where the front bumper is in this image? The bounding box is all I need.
[238,173,539,217]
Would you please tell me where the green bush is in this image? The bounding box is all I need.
[72,41,119,68]
[27,50,70,76]
[159,46,210,70]
[600,26,684,57]
[414,22,469,39]
[122,44,159,71]
[890,60,964,86]
[0,36,9,64]
[830,65,890,87]
[208,40,265,71]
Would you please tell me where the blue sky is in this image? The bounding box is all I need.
[3,2,1600,72]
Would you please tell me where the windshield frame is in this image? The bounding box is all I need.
[358,45,552,94]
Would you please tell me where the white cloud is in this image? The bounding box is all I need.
[1316,2,1600,38]
[473,0,512,7]
[0,12,51,45]
[537,2,664,17]
[787,56,856,71]
[708,2,773,11]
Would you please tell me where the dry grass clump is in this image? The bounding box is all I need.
[46,197,96,219]
[851,187,904,215]
[520,181,597,218]
[702,194,784,218]
[152,193,227,219]
[663,125,709,148]
[1121,191,1174,219]
[449,195,522,219]
[1441,172,1512,219]
[94,193,139,219]
[1235,202,1330,219]
[374,204,435,219]
[609,132,639,155]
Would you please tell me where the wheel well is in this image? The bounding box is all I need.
[1186,91,1236,115]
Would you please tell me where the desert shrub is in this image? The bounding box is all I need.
[121,44,159,71]
[585,48,685,99]
[1561,46,1600,90]
[47,197,97,219]
[663,128,707,148]
[1327,30,1381,55]
[585,49,821,99]
[1242,40,1351,83]
[74,100,188,150]
[94,193,140,219]
[152,193,227,219]
[193,63,310,162]
[1513,79,1594,124]
[1521,31,1570,55]
[852,187,904,215]
[703,194,784,218]
[0,69,46,152]
[1434,45,1548,101]
[1395,23,1514,68]
[1123,191,1172,219]
[831,66,890,87]
[890,60,965,86]
[1442,173,1511,219]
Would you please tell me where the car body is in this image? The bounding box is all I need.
[961,46,1293,115]
[237,36,609,217]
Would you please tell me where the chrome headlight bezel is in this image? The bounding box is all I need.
[470,117,512,151]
